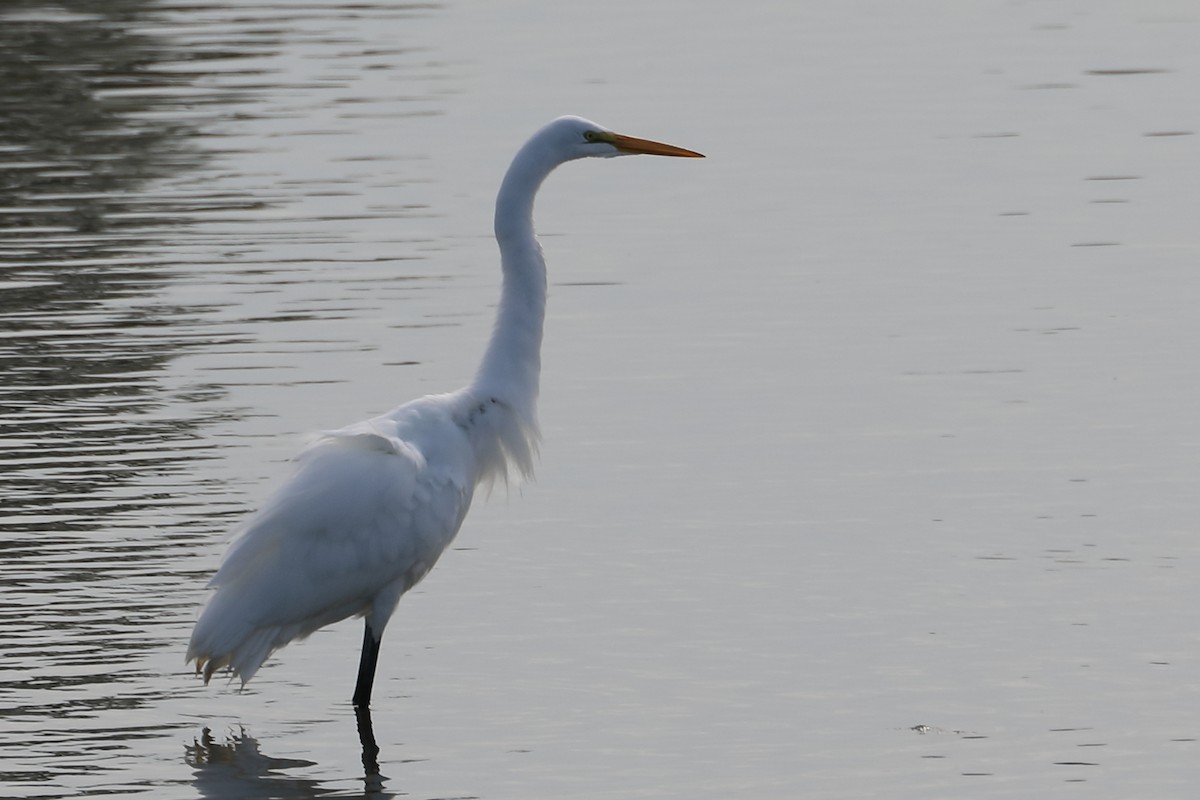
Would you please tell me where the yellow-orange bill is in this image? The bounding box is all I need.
[607,132,705,158]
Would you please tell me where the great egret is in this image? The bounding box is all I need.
[187,116,703,707]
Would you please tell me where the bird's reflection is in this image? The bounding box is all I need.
[355,705,381,778]
[187,707,391,798]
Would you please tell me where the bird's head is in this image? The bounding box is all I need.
[543,115,705,162]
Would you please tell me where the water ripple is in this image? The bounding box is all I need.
[1,3,448,797]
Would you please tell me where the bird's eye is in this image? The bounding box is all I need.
[583,131,599,143]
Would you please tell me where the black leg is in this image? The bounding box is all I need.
[353,621,381,708]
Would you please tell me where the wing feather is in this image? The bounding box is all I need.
[188,404,475,684]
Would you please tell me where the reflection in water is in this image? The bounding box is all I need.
[0,0,266,522]
[0,0,228,717]
[0,2,257,718]
[188,727,325,798]
[0,2,444,797]
[355,706,383,782]
[187,711,393,799]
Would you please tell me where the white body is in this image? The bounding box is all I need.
[188,390,528,683]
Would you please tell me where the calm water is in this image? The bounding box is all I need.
[3,1,1200,797]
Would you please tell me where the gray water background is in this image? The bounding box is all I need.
[3,1,1200,797]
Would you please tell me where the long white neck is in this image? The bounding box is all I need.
[469,136,561,434]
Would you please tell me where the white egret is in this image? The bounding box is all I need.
[187,116,703,707]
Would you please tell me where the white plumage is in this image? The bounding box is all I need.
[187,116,702,706]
